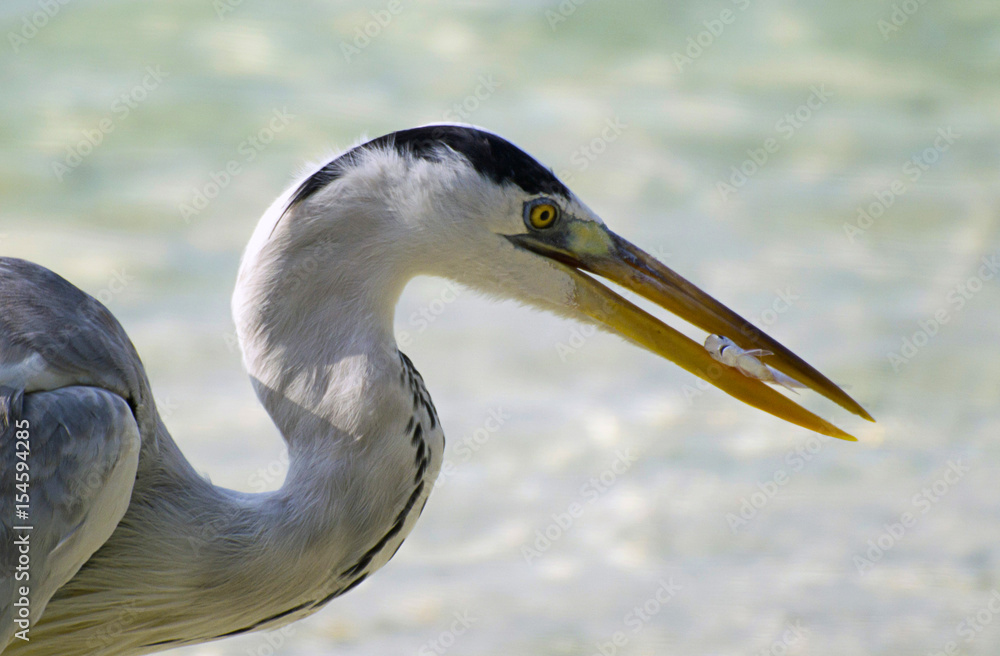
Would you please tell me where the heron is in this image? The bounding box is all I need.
[0,124,873,655]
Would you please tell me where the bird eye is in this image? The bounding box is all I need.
[524,199,560,230]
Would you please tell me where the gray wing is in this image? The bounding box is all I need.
[0,257,154,649]
[0,386,140,649]
[0,258,153,415]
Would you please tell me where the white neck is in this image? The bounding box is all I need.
[229,178,443,587]
[34,172,445,655]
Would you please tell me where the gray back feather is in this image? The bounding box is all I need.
[0,257,158,453]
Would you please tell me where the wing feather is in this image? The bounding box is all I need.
[0,386,140,650]
[0,257,150,650]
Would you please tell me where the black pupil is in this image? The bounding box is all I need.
[539,209,550,222]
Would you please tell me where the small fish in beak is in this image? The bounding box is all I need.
[704,334,806,394]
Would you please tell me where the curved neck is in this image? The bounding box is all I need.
[231,194,436,549]
[33,198,445,655]
[233,192,415,441]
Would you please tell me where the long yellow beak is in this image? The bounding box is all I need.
[510,220,873,441]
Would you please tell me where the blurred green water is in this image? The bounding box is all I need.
[2,1,999,654]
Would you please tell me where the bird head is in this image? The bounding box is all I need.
[274,124,872,440]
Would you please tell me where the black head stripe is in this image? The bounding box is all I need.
[287,125,569,210]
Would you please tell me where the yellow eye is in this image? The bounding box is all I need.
[526,200,559,230]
